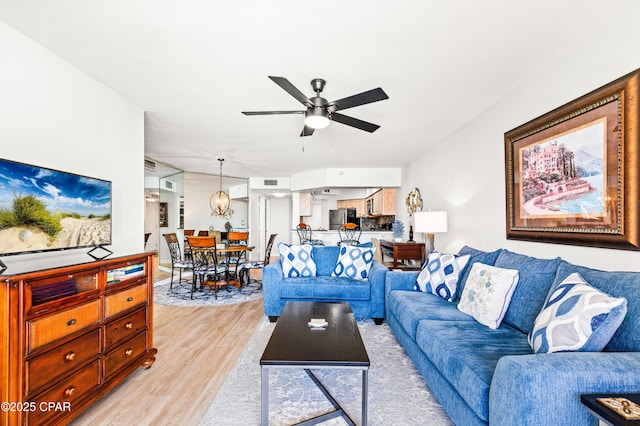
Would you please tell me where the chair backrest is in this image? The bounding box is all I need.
[209,230,222,246]
[296,223,312,244]
[264,233,278,265]
[371,238,383,263]
[186,236,216,248]
[339,223,361,245]
[197,230,209,236]
[184,229,195,237]
[163,233,183,263]
[186,236,218,268]
[228,231,249,246]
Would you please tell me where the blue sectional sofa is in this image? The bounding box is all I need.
[263,244,387,323]
[385,246,640,426]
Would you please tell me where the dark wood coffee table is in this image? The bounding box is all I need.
[260,301,370,426]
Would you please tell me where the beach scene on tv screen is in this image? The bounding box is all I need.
[0,159,111,255]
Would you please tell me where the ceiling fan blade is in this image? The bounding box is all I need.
[331,112,381,133]
[268,76,313,108]
[300,125,315,137]
[242,110,305,115]
[330,87,389,111]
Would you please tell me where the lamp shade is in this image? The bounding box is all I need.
[414,211,448,233]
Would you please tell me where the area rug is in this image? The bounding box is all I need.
[200,317,452,425]
[153,276,262,307]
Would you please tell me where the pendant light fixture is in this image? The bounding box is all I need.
[210,158,232,219]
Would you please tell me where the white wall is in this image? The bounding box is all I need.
[0,22,144,270]
[400,12,640,271]
[184,172,248,234]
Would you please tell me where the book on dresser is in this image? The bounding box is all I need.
[0,251,157,426]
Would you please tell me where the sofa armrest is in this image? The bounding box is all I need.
[490,352,640,426]
[262,262,283,316]
[384,270,420,302]
[367,261,387,319]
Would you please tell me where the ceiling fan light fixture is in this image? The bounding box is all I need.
[304,107,330,129]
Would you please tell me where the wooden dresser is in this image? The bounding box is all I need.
[0,252,157,425]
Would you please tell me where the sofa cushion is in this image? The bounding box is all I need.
[311,245,341,277]
[494,250,562,334]
[549,261,640,352]
[279,276,371,300]
[415,319,532,422]
[528,272,627,354]
[331,244,375,280]
[456,246,503,298]
[414,252,470,302]
[278,243,316,277]
[388,290,474,339]
[458,263,519,329]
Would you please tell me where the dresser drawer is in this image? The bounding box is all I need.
[26,359,100,425]
[27,299,101,353]
[105,284,147,319]
[105,331,148,379]
[104,307,147,349]
[26,328,101,397]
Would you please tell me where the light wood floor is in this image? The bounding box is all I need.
[70,299,265,425]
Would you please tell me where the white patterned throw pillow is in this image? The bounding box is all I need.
[528,273,627,354]
[457,262,519,329]
[278,243,316,278]
[331,245,375,280]
[414,252,470,302]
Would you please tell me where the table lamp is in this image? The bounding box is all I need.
[413,211,448,253]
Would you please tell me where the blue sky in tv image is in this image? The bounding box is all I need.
[0,158,112,256]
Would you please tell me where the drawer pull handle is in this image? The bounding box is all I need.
[66,319,76,326]
[64,386,76,398]
[126,297,133,302]
[125,322,134,329]
[125,349,134,357]
[64,352,77,362]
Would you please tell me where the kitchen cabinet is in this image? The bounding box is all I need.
[366,188,396,216]
[299,192,313,216]
[337,198,366,217]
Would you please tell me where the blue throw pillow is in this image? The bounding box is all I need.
[414,252,470,302]
[331,245,375,280]
[278,243,316,277]
[528,272,627,354]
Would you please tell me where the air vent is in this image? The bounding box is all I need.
[264,179,278,186]
[144,159,156,171]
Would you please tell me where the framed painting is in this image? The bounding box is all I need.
[505,69,640,250]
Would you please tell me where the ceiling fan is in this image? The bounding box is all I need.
[242,76,389,137]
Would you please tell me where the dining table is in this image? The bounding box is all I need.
[212,244,255,289]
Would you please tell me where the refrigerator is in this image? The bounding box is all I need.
[329,208,358,230]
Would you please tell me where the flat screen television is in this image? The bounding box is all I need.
[0,157,112,257]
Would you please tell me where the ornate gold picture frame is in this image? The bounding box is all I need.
[505,69,640,250]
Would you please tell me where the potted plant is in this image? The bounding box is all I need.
[392,220,404,242]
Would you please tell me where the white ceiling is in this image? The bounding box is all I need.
[0,0,631,178]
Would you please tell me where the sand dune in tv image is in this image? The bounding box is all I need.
[0,217,111,253]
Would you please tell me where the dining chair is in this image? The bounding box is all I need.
[186,236,229,299]
[183,229,195,261]
[197,230,209,236]
[221,231,250,268]
[296,223,324,246]
[162,233,194,289]
[338,223,362,245]
[239,233,277,288]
